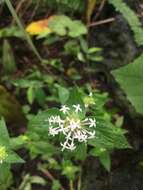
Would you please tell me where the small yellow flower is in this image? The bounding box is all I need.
[26,16,54,35]
[0,146,8,164]
[83,96,95,107]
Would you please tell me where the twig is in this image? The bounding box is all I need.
[12,0,27,24]
[5,0,42,62]
[94,0,107,20]
[29,0,41,21]
[88,17,115,27]
[15,0,26,14]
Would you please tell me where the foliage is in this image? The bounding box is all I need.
[0,26,23,38]
[109,0,143,46]
[0,86,26,125]
[27,88,129,170]
[112,53,143,115]
[26,15,87,38]
[1,0,142,189]
[86,0,97,23]
[2,40,17,75]
[48,15,87,37]
[0,118,24,165]
[41,0,85,14]
[19,174,46,190]
[4,0,42,61]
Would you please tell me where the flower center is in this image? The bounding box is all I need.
[68,119,80,131]
[0,146,8,164]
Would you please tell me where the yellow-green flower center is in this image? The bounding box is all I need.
[0,146,8,163]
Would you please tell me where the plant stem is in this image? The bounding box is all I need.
[69,180,74,190]
[77,173,82,190]
[4,0,42,62]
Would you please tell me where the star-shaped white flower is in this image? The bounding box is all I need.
[60,105,70,114]
[73,104,82,113]
[89,118,96,127]
[48,113,97,151]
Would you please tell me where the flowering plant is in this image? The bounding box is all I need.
[48,104,96,151]
[28,88,130,170]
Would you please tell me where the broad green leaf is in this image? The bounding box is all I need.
[5,151,25,163]
[90,148,111,171]
[0,118,25,164]
[48,15,71,36]
[99,151,111,171]
[89,122,130,149]
[31,176,46,185]
[57,86,69,104]
[0,164,12,190]
[12,79,43,88]
[48,15,87,37]
[68,21,87,38]
[28,108,61,130]
[112,53,143,114]
[74,143,87,161]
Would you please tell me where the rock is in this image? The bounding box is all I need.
[90,15,139,70]
[0,85,27,127]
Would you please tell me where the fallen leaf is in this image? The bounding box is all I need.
[26,16,54,35]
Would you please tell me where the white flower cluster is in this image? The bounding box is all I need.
[48,104,96,151]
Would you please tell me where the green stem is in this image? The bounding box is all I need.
[69,180,74,190]
[77,173,82,190]
[4,0,42,62]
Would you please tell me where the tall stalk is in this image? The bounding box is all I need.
[4,0,42,62]
[69,180,74,190]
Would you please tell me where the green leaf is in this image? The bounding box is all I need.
[5,151,25,164]
[0,118,10,146]
[28,108,61,128]
[57,85,69,104]
[2,40,17,74]
[27,86,35,104]
[68,21,87,38]
[49,15,71,36]
[52,180,61,190]
[31,176,46,185]
[35,88,46,106]
[112,53,143,114]
[48,15,87,37]
[90,147,111,171]
[89,121,130,150]
[99,151,111,171]
[74,143,87,160]
[0,26,23,38]
[0,164,12,190]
